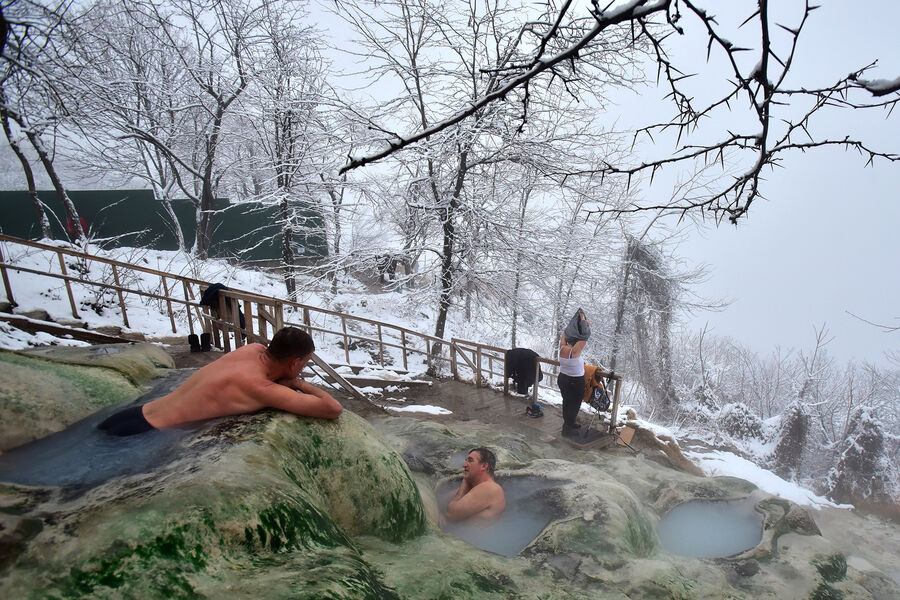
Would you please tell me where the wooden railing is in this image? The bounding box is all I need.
[0,234,450,374]
[0,234,625,431]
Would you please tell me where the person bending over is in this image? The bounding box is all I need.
[98,327,342,436]
[444,448,506,522]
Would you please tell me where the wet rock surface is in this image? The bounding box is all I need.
[0,343,172,450]
[0,350,898,599]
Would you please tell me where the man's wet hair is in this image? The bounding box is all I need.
[267,327,315,362]
[470,447,497,476]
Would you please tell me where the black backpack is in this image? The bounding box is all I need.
[588,385,610,412]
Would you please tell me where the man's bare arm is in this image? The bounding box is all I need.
[262,380,343,420]
[445,484,496,522]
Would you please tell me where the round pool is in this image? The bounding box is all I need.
[657,498,763,558]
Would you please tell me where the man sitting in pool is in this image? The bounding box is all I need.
[444,448,506,522]
[98,327,342,436]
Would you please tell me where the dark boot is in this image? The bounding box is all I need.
[200,332,212,351]
[561,422,581,438]
[188,334,202,353]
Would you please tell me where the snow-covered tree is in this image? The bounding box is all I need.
[335,0,645,351]
[1,0,83,241]
[825,407,900,505]
[60,0,194,249]
[769,400,810,480]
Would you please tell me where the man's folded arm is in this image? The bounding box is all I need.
[445,485,492,522]
[262,381,343,419]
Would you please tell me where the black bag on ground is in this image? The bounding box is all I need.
[525,403,544,418]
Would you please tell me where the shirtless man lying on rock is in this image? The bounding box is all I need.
[98,327,342,436]
[443,448,506,522]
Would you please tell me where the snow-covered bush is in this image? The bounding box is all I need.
[768,400,810,480]
[718,402,764,440]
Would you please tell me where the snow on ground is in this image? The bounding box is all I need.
[685,449,848,509]
[0,320,89,350]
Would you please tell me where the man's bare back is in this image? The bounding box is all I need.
[99,328,342,435]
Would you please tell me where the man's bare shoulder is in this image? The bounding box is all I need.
[221,343,267,359]
[482,479,504,495]
[194,344,267,381]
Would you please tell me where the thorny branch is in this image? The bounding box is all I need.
[340,0,899,224]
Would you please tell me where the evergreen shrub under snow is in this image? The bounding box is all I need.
[718,402,764,441]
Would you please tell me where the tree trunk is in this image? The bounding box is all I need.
[25,129,83,241]
[1,105,51,239]
[510,188,531,348]
[432,149,468,357]
[195,170,216,259]
[658,302,677,408]
[609,239,636,372]
[151,180,185,251]
[280,198,297,301]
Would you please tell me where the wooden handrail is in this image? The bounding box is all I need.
[0,234,449,367]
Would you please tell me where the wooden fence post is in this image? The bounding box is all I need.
[161,276,176,333]
[243,298,254,343]
[503,351,509,396]
[450,340,458,379]
[217,294,231,352]
[0,244,16,306]
[110,265,129,328]
[275,303,284,330]
[256,304,267,342]
[182,281,195,336]
[57,251,79,319]
[400,330,409,371]
[476,345,483,388]
[377,324,384,367]
[232,296,244,348]
[608,377,621,433]
[341,316,350,364]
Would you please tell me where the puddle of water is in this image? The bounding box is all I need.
[447,450,469,468]
[657,498,762,558]
[436,476,560,557]
[90,346,124,355]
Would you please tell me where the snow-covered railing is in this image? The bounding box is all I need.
[0,234,449,374]
[0,234,209,336]
[450,337,624,433]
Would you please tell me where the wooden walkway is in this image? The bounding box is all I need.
[372,378,617,450]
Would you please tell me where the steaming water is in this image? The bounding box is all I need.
[437,476,562,557]
[657,498,763,558]
[0,372,197,492]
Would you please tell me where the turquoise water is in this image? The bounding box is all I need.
[436,476,562,557]
[657,498,763,558]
